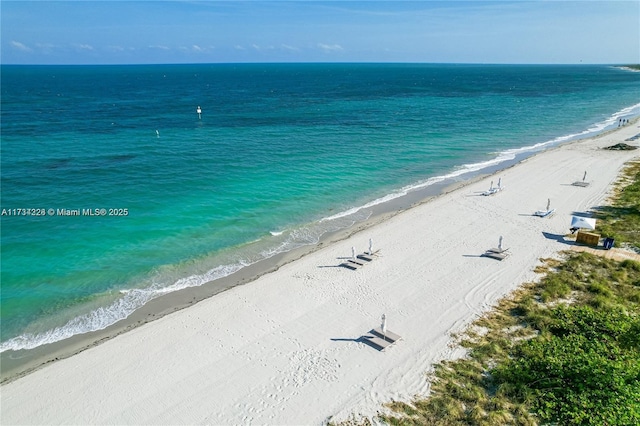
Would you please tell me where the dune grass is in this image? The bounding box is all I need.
[334,160,640,426]
[594,160,640,253]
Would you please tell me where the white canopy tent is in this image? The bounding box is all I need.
[570,216,596,230]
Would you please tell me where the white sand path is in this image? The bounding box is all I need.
[2,123,639,425]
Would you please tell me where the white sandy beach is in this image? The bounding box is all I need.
[2,122,639,425]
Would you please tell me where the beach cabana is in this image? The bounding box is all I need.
[570,216,596,231]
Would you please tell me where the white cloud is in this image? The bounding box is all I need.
[318,43,343,52]
[77,44,94,50]
[11,41,32,52]
[149,45,170,50]
[35,43,56,53]
[281,44,300,51]
[251,44,276,51]
[192,44,203,52]
[234,45,245,50]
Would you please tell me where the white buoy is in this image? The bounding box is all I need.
[156,130,160,138]
[196,105,202,119]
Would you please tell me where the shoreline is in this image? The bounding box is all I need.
[1,120,640,424]
[0,136,562,384]
[0,160,486,384]
[1,119,639,385]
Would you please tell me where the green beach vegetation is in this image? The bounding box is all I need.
[336,160,640,426]
[595,161,640,254]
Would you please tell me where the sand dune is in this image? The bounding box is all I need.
[1,122,639,425]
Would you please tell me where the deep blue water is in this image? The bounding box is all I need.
[1,63,639,352]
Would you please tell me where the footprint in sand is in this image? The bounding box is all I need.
[289,348,341,386]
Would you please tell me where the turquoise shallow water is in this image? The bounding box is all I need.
[1,63,639,351]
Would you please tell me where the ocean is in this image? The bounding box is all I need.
[1,63,639,353]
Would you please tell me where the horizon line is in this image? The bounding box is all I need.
[2,61,638,67]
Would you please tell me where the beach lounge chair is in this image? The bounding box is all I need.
[342,244,380,270]
[357,249,380,262]
[364,329,402,351]
[534,200,555,218]
[487,236,508,254]
[340,261,360,270]
[371,327,402,343]
[482,178,504,196]
[340,254,369,269]
[482,250,509,261]
[486,247,508,253]
[348,258,365,267]
[483,236,509,260]
[534,208,555,217]
[572,171,590,187]
[364,335,394,351]
[364,315,402,351]
[342,246,366,270]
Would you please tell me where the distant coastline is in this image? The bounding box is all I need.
[618,64,640,72]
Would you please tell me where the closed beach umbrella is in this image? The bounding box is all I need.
[352,246,356,260]
[570,216,596,230]
[369,238,373,255]
[381,314,387,340]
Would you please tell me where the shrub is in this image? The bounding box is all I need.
[492,306,640,425]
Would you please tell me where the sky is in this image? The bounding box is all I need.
[2,1,639,65]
